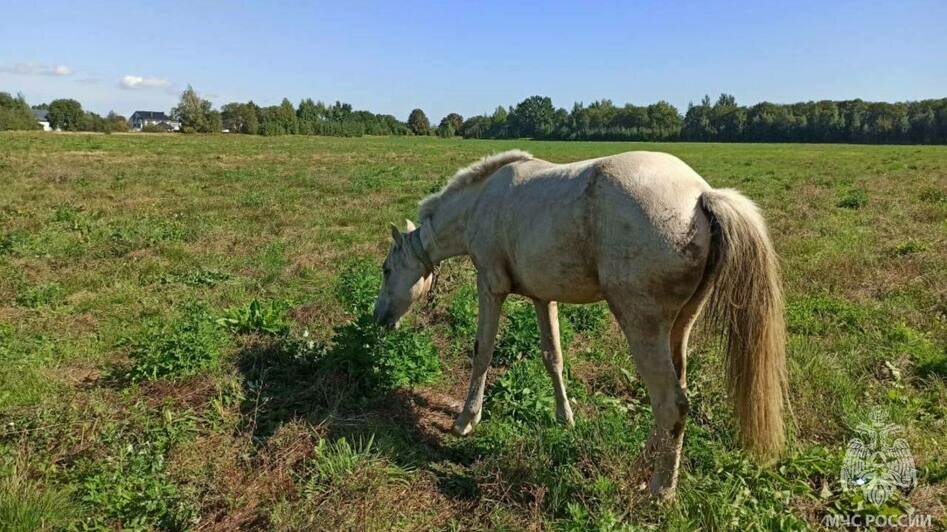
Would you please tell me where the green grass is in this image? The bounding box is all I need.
[125,303,230,383]
[0,132,944,529]
[0,468,75,530]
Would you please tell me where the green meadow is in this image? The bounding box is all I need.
[0,132,944,529]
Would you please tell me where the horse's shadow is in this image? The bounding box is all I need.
[234,335,481,500]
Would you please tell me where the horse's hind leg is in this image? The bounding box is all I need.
[611,303,688,497]
[533,299,574,426]
[671,269,712,391]
[655,295,705,489]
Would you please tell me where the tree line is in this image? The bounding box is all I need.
[118,85,411,136]
[3,86,946,144]
[677,94,946,144]
[457,94,947,144]
[0,93,127,132]
[218,98,408,136]
[0,92,129,133]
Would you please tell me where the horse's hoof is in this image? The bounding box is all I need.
[452,411,480,436]
[648,477,678,500]
[650,487,677,501]
[557,409,575,427]
[451,422,474,436]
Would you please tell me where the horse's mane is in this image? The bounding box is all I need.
[418,150,533,220]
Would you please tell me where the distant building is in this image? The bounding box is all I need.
[129,111,181,131]
[33,109,51,131]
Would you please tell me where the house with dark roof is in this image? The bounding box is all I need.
[32,109,52,131]
[129,111,181,131]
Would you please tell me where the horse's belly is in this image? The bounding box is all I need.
[510,259,603,304]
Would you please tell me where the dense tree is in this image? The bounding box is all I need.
[47,99,85,131]
[439,113,463,132]
[458,115,491,138]
[509,95,556,138]
[277,98,297,134]
[491,106,509,123]
[710,94,744,141]
[208,110,223,133]
[909,104,937,143]
[436,113,462,138]
[0,92,40,130]
[171,85,221,133]
[647,101,683,140]
[81,112,106,133]
[221,102,259,134]
[489,106,511,137]
[245,102,261,134]
[408,108,430,136]
[435,122,454,138]
[682,96,715,141]
[296,98,324,135]
[257,106,283,136]
[258,98,298,136]
[106,111,129,133]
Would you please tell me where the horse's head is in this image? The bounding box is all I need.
[373,219,435,329]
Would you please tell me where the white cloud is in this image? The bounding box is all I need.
[0,62,72,76]
[120,75,171,90]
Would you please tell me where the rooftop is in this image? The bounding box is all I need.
[131,111,171,120]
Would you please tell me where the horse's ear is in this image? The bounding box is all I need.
[405,219,417,232]
[389,223,403,246]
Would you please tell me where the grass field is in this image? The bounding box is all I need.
[0,132,944,530]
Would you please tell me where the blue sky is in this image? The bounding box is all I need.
[2,1,945,120]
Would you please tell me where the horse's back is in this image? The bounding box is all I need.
[468,151,712,305]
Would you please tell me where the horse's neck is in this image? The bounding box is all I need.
[424,188,475,263]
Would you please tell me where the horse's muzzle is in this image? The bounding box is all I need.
[372,306,398,330]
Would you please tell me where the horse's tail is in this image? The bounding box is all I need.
[699,188,787,458]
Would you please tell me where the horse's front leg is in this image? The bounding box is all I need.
[533,299,574,426]
[452,281,504,436]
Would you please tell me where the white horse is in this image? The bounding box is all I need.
[373,150,787,496]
